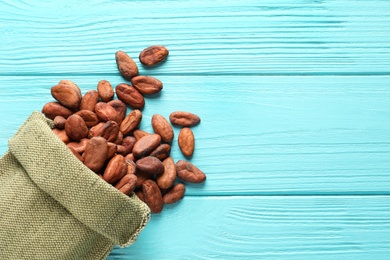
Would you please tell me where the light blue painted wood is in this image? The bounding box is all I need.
[1,75,389,194]
[0,0,390,75]
[108,196,390,259]
[0,0,390,259]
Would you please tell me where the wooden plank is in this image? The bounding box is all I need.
[107,196,390,259]
[0,75,389,194]
[0,0,389,75]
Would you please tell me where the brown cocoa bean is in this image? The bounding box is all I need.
[133,129,150,141]
[122,136,136,155]
[68,146,84,162]
[83,137,108,173]
[115,174,137,195]
[52,128,70,144]
[135,170,152,188]
[89,121,119,142]
[42,102,73,120]
[53,115,66,129]
[80,90,99,112]
[131,76,163,95]
[95,102,121,123]
[97,80,114,102]
[150,144,171,161]
[169,111,201,127]
[74,110,99,127]
[151,114,174,143]
[125,158,137,175]
[176,160,206,183]
[125,153,135,163]
[115,50,139,80]
[178,127,195,157]
[115,83,145,109]
[103,154,128,184]
[116,145,126,155]
[157,157,176,190]
[142,180,163,213]
[162,183,185,204]
[136,156,164,175]
[107,142,118,160]
[51,80,82,110]
[108,100,127,123]
[66,138,89,154]
[114,131,123,145]
[132,134,161,159]
[139,45,169,66]
[120,109,142,135]
[65,114,89,141]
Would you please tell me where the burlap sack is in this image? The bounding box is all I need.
[0,111,150,259]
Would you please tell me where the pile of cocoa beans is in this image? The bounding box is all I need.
[41,46,206,213]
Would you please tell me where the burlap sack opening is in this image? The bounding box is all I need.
[0,111,150,260]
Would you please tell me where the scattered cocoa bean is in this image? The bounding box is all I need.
[151,114,174,143]
[178,127,195,157]
[139,45,169,66]
[115,50,139,80]
[97,80,114,102]
[169,111,201,127]
[142,180,163,213]
[162,183,185,204]
[176,160,206,183]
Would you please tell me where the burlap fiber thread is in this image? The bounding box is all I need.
[0,111,150,259]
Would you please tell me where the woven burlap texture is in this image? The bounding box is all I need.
[0,111,150,260]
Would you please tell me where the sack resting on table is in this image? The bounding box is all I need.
[0,111,150,259]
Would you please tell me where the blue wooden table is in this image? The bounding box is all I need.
[1,0,390,259]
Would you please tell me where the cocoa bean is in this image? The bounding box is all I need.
[133,129,150,141]
[131,76,163,95]
[178,127,195,157]
[53,115,66,129]
[162,183,185,204]
[89,121,119,142]
[151,114,174,143]
[103,154,128,184]
[139,45,169,66]
[132,134,161,159]
[83,137,108,173]
[169,111,201,127]
[74,110,99,127]
[115,174,137,195]
[80,90,99,112]
[52,128,70,144]
[142,180,163,213]
[95,102,121,123]
[97,80,114,102]
[108,100,127,123]
[115,83,145,109]
[115,50,139,80]
[120,109,142,135]
[122,136,136,155]
[42,102,73,120]
[65,114,89,141]
[67,138,89,154]
[68,146,84,162]
[136,156,164,175]
[176,160,206,183]
[150,143,171,161]
[157,157,176,190]
[51,80,82,110]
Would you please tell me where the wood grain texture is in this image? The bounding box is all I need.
[1,0,390,258]
[0,75,389,195]
[108,196,390,259]
[0,0,390,75]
